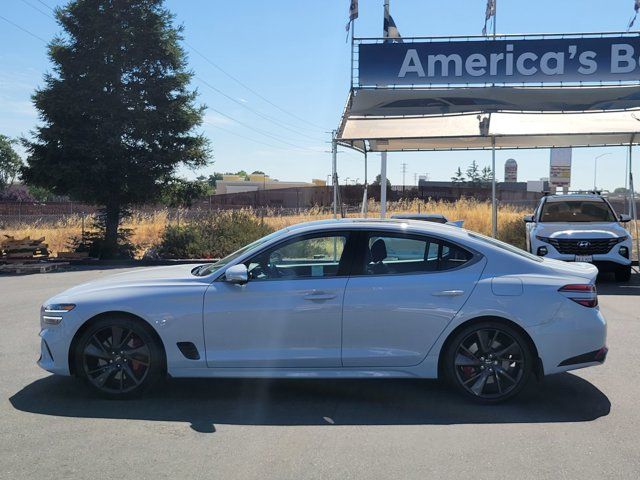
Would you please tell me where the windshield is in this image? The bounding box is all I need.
[194,228,289,276]
[539,200,616,223]
[469,232,543,262]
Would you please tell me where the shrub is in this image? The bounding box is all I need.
[157,210,273,259]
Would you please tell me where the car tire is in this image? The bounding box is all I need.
[73,316,164,399]
[615,265,632,282]
[443,321,533,403]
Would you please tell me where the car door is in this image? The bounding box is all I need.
[203,231,353,368]
[342,231,486,367]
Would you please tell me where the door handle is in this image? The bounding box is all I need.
[432,290,464,297]
[303,291,337,301]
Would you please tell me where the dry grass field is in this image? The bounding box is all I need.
[2,198,636,258]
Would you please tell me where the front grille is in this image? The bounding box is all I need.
[546,237,624,255]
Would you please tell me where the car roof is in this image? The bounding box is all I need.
[283,217,469,239]
[544,194,605,203]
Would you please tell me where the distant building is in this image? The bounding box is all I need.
[504,159,518,182]
[215,178,316,195]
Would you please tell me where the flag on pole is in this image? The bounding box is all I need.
[629,0,640,29]
[345,0,358,32]
[383,9,402,42]
[482,0,496,36]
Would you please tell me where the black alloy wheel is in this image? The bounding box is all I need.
[445,321,532,403]
[74,317,163,398]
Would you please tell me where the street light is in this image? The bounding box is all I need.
[594,152,611,190]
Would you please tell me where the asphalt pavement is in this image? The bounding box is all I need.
[1,267,639,479]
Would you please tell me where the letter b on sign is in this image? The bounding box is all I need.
[611,44,636,74]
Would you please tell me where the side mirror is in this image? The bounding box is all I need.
[619,213,632,223]
[225,264,248,284]
[523,214,534,223]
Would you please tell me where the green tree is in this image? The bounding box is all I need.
[466,160,481,185]
[0,134,22,190]
[480,166,493,184]
[22,0,210,257]
[161,178,211,208]
[251,170,265,175]
[372,174,391,187]
[451,166,465,184]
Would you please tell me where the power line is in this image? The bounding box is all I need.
[0,14,47,43]
[185,41,330,132]
[35,0,54,12]
[207,105,319,151]
[195,75,323,142]
[20,0,55,20]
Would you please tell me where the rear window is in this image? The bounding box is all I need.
[539,200,616,222]
[469,232,543,262]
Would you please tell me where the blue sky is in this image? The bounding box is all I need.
[0,0,638,190]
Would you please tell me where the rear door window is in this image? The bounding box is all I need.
[361,232,473,275]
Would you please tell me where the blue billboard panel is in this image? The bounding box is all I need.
[358,36,640,86]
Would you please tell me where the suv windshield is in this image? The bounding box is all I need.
[539,200,616,223]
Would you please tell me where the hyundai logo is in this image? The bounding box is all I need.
[578,241,591,248]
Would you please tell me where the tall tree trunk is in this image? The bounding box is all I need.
[102,203,121,259]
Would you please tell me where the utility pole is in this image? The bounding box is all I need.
[380,0,390,218]
[331,130,337,219]
[401,162,407,193]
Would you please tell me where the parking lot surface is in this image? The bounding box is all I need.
[1,267,639,479]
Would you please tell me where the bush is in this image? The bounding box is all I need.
[157,210,273,259]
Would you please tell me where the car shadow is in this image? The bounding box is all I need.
[10,373,610,433]
[596,270,640,295]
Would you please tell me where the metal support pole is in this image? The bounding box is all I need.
[362,150,368,217]
[491,137,497,238]
[380,152,387,218]
[332,131,337,219]
[630,142,639,266]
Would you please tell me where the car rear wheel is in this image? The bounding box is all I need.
[615,265,632,282]
[73,316,164,399]
[444,321,533,403]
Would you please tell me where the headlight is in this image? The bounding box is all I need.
[535,235,550,243]
[41,304,75,325]
[43,304,76,313]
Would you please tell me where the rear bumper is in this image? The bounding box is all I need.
[558,346,608,367]
[527,306,607,376]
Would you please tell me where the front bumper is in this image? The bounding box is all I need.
[37,322,75,376]
[531,239,632,267]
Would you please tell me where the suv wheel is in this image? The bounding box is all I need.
[615,265,632,282]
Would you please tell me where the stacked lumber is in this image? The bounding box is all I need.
[1,235,50,262]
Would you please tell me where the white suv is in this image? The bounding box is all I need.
[525,194,633,281]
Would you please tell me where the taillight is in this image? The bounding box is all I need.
[558,284,598,308]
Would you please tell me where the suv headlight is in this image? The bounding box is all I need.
[41,304,75,325]
[535,235,550,243]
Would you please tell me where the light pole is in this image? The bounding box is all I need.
[593,152,611,191]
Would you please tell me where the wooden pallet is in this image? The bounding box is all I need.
[1,235,49,261]
[0,262,69,274]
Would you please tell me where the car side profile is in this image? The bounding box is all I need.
[524,193,633,281]
[38,219,607,402]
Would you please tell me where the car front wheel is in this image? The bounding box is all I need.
[73,316,164,399]
[444,321,533,403]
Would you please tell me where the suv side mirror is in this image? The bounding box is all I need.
[523,214,534,223]
[225,264,248,284]
[619,213,632,223]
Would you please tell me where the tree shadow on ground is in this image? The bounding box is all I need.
[10,373,610,433]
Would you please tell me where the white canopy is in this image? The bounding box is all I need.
[337,88,640,152]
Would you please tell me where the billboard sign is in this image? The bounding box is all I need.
[549,148,572,187]
[358,35,640,86]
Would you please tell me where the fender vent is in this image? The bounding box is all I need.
[177,342,200,360]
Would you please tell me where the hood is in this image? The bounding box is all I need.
[58,264,205,298]
[540,257,599,283]
[534,222,628,239]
